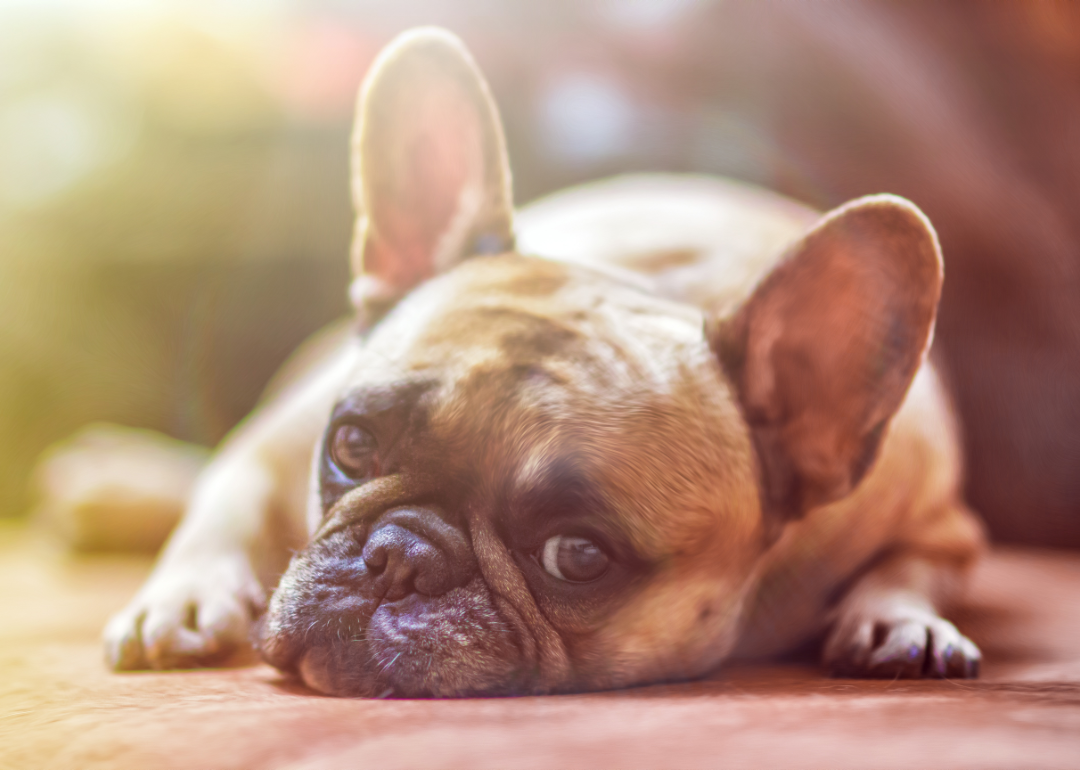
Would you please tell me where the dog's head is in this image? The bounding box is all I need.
[259,28,943,697]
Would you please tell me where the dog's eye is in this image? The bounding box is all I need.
[330,424,378,478]
[540,535,609,583]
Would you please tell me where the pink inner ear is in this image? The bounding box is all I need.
[364,90,485,292]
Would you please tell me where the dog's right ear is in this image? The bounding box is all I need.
[348,28,515,325]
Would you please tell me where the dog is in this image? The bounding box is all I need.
[103,27,985,697]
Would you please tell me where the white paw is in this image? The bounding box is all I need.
[824,603,981,679]
[104,556,266,670]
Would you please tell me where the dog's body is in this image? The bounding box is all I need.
[105,29,983,696]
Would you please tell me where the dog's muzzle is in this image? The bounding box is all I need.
[259,501,523,697]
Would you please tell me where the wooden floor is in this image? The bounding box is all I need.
[3,521,1080,770]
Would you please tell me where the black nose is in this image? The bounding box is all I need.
[361,508,473,601]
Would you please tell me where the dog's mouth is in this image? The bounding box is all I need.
[258,526,528,698]
[292,589,523,698]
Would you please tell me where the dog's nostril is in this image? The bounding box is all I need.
[362,541,388,575]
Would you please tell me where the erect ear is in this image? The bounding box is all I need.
[348,28,514,324]
[709,195,943,522]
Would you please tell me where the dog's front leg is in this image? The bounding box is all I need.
[104,347,354,670]
[823,551,981,679]
[104,456,280,669]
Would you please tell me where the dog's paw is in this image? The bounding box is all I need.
[104,556,266,670]
[823,603,981,679]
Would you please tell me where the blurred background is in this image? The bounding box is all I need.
[2,0,1079,546]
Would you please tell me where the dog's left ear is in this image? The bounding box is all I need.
[709,195,943,522]
[348,28,514,323]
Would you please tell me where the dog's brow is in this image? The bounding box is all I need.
[512,458,610,530]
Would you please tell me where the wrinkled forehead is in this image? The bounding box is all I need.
[349,255,714,455]
[341,254,757,556]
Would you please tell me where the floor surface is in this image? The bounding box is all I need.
[2,522,1079,769]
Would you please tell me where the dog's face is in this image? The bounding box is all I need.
[263,253,765,696]
[260,29,943,697]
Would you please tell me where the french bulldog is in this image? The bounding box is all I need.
[104,28,985,697]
